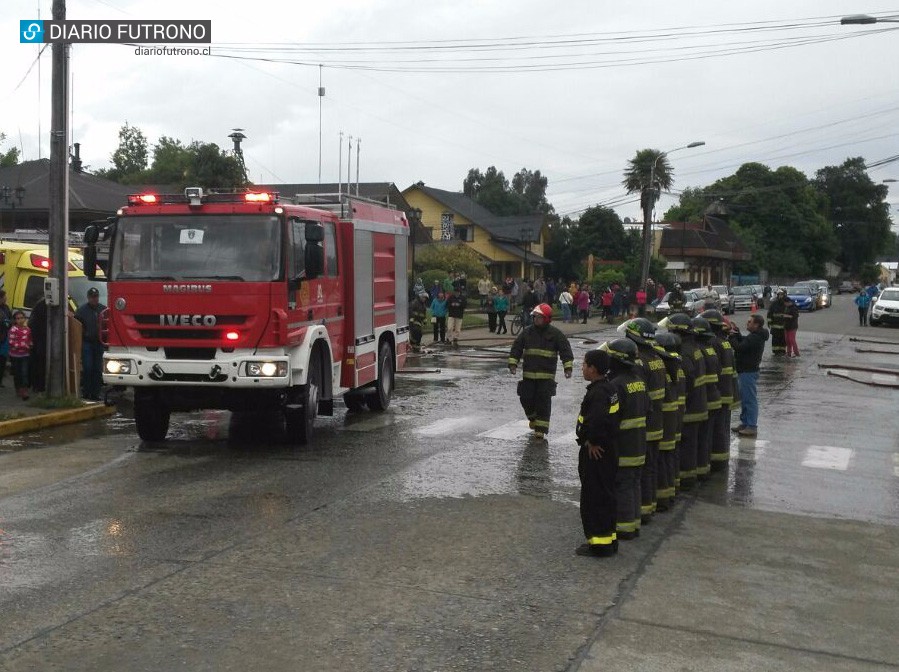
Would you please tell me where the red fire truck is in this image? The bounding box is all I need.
[84,188,409,443]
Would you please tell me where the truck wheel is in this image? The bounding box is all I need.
[134,392,170,442]
[366,342,394,411]
[286,353,321,444]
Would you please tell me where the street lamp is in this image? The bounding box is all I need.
[639,141,705,291]
[520,226,532,281]
[840,14,899,24]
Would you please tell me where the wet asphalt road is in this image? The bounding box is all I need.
[1,293,897,671]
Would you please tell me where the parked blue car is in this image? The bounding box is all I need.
[784,285,817,311]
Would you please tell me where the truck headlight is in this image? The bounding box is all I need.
[104,359,133,375]
[245,361,287,377]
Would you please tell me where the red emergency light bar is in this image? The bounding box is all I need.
[125,191,280,206]
[127,194,158,205]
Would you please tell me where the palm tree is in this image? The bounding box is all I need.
[623,149,673,289]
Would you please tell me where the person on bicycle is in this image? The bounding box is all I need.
[508,303,574,439]
[521,282,539,328]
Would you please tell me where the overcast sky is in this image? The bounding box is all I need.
[2,0,898,225]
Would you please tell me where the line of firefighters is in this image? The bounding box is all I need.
[571,310,739,557]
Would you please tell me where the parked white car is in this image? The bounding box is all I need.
[870,287,899,327]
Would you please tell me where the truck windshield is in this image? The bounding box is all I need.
[110,215,281,282]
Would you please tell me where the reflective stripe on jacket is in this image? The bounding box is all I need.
[679,337,708,423]
[611,369,648,467]
[636,344,667,443]
[508,324,574,381]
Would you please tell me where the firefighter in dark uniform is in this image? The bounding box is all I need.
[653,332,683,509]
[620,318,667,523]
[661,313,706,490]
[700,309,739,472]
[575,349,621,557]
[509,303,574,439]
[602,338,648,540]
[409,292,429,351]
[668,283,686,314]
[767,288,787,355]
[692,316,721,481]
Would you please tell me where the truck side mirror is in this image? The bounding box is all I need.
[305,243,324,280]
[83,224,103,279]
[84,246,98,280]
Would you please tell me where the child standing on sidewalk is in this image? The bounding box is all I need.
[7,311,33,400]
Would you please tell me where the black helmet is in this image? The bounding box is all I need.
[654,332,682,353]
[665,313,693,334]
[602,338,638,365]
[692,316,713,338]
[619,317,656,346]
[699,309,725,328]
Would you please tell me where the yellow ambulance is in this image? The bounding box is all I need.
[0,240,107,315]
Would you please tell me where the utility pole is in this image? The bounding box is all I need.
[355,137,361,195]
[48,0,70,397]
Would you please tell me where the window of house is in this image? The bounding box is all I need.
[454,226,473,242]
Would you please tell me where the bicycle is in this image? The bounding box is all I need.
[510,310,530,336]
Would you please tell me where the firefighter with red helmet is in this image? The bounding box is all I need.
[508,303,574,439]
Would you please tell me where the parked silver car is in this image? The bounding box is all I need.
[731,285,759,311]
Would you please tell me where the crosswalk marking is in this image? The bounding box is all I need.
[339,414,411,432]
[478,420,533,441]
[414,417,474,437]
[803,445,853,471]
[734,438,767,462]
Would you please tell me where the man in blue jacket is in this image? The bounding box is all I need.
[728,313,769,438]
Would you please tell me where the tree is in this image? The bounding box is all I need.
[146,136,190,184]
[94,129,246,190]
[463,166,531,216]
[623,149,674,288]
[0,132,19,167]
[107,122,148,183]
[813,157,892,274]
[511,168,554,215]
[664,162,839,277]
[186,141,245,189]
[414,242,488,281]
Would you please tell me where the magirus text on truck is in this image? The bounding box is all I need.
[83,188,410,443]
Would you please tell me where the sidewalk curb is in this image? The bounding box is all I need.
[0,403,116,438]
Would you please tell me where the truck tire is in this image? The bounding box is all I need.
[286,351,321,444]
[367,342,394,411]
[134,391,170,442]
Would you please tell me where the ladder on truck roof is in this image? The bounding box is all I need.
[292,192,398,219]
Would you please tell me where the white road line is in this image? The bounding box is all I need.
[871,373,899,385]
[339,414,411,432]
[803,445,853,471]
[414,417,474,437]
[734,438,767,461]
[478,420,533,441]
